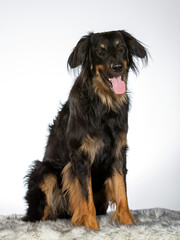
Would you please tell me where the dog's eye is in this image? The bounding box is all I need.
[96,47,106,56]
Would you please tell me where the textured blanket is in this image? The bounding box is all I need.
[0,208,180,240]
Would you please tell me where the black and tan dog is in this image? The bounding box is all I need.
[23,30,148,230]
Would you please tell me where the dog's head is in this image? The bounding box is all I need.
[68,30,148,96]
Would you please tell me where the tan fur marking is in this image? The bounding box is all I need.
[80,135,104,164]
[95,64,105,76]
[115,40,120,45]
[87,180,96,217]
[62,162,72,196]
[62,164,99,230]
[123,60,128,70]
[41,205,50,221]
[39,174,58,221]
[115,132,127,160]
[71,179,99,230]
[105,171,135,225]
[105,178,115,202]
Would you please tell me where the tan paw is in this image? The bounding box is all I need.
[113,209,135,225]
[72,214,99,231]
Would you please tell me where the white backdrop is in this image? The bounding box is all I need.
[0,0,180,215]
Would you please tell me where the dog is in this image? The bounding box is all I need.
[23,30,148,230]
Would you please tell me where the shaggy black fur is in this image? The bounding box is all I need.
[23,30,148,222]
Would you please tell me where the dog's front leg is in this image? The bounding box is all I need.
[112,171,135,224]
[105,130,135,225]
[62,151,99,231]
[105,170,135,225]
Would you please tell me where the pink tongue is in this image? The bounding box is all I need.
[110,76,126,95]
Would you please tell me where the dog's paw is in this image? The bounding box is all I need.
[112,209,135,225]
[72,214,99,231]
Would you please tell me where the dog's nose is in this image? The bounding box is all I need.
[111,64,123,73]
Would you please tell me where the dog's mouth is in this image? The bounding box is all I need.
[100,71,126,95]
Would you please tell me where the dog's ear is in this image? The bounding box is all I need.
[121,30,148,72]
[68,35,90,69]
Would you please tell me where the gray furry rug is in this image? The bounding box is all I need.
[0,208,180,240]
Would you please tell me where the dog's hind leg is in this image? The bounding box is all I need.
[23,161,48,221]
[39,174,58,221]
[23,160,68,221]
